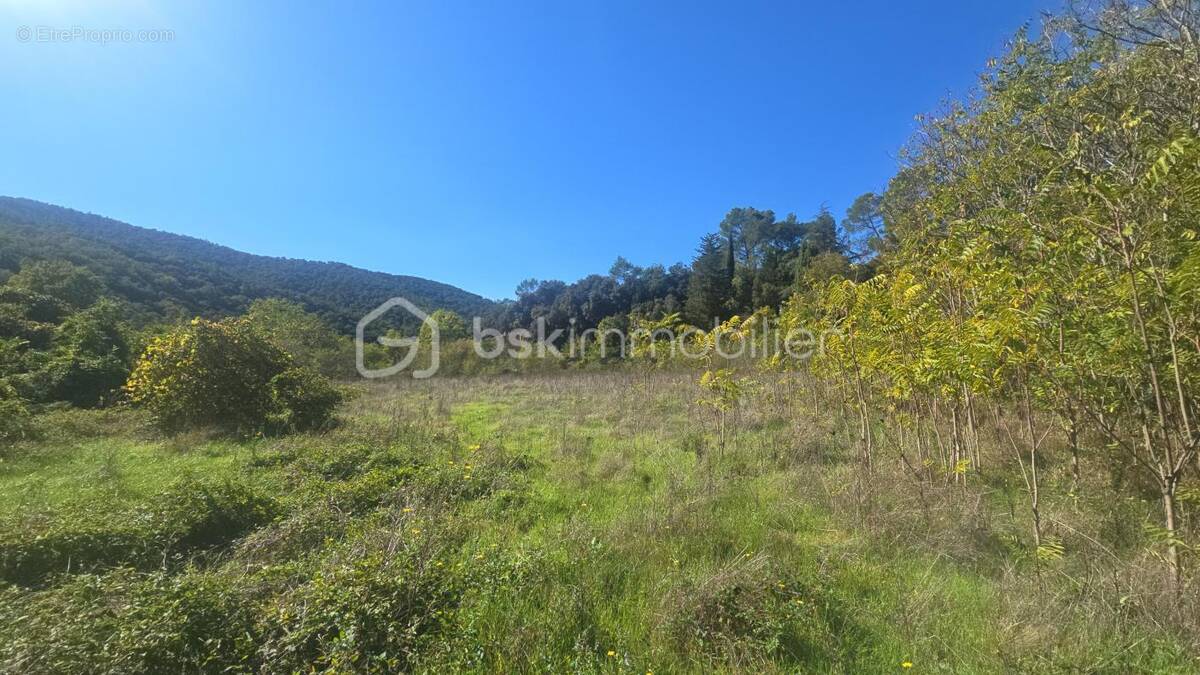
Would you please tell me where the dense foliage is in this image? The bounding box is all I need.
[124,317,341,435]
[0,381,32,446]
[794,0,1200,588]
[244,298,362,379]
[0,262,134,411]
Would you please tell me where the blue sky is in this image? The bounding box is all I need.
[1,0,1055,299]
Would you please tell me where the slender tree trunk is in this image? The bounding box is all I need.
[931,399,949,471]
[856,382,873,471]
[915,403,927,468]
[848,352,873,472]
[1068,413,1082,508]
[962,384,981,472]
[1121,237,1188,588]
[950,404,964,485]
[1023,381,1043,549]
[1162,480,1181,590]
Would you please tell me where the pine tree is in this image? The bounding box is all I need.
[685,233,733,326]
[803,209,840,255]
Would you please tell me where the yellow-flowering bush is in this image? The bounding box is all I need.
[125,318,340,435]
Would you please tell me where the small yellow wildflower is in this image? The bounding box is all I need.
[901,661,913,669]
[410,528,422,536]
[402,507,414,513]
[606,650,616,657]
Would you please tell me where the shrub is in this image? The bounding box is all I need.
[0,381,33,449]
[244,298,354,378]
[420,308,469,344]
[41,353,129,407]
[268,367,343,433]
[125,317,341,434]
[259,526,460,673]
[43,298,133,407]
[0,569,261,673]
[662,555,835,667]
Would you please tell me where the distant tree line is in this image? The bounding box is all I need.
[496,206,871,337]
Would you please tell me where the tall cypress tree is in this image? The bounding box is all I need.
[725,231,736,287]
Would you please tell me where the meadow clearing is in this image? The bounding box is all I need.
[3,1,1198,672]
[1,370,1195,673]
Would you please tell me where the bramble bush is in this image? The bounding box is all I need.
[124,317,341,435]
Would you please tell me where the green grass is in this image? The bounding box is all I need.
[0,373,1195,673]
[0,438,249,517]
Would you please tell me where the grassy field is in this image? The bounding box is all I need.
[0,371,1195,673]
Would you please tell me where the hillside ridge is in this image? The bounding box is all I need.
[0,196,494,332]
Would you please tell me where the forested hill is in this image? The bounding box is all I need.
[0,197,494,333]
